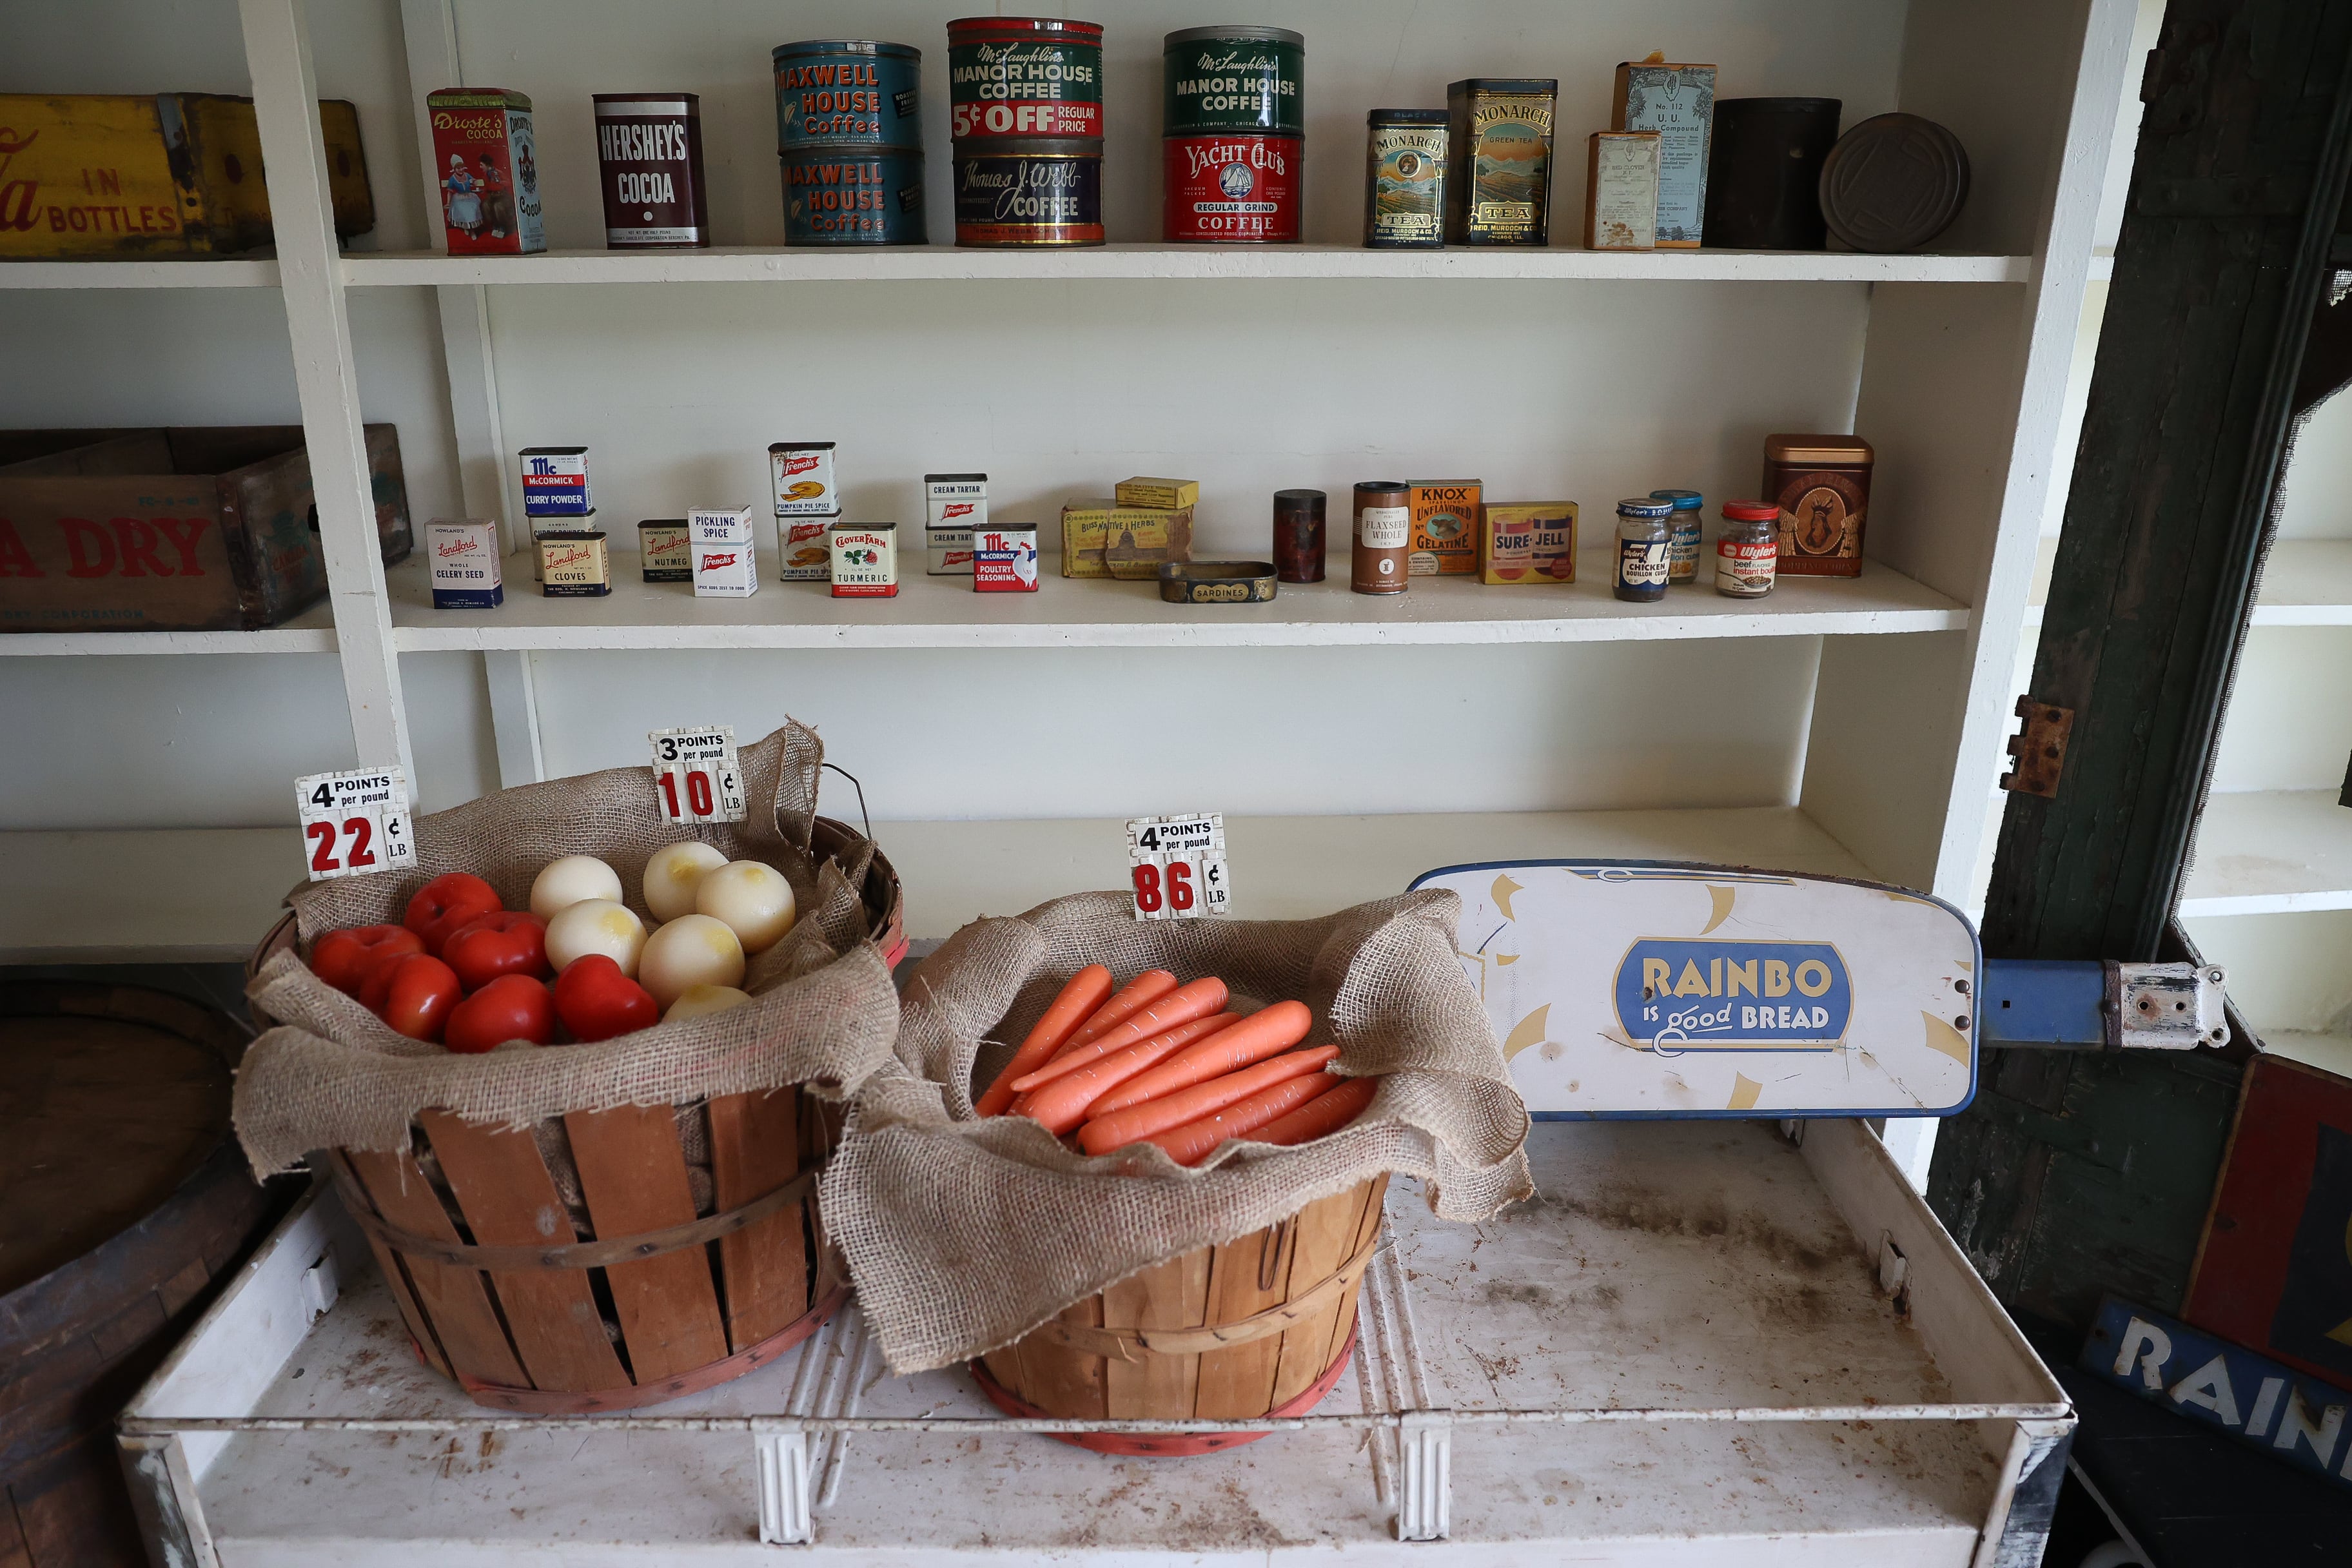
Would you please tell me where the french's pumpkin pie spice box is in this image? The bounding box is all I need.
[1409,479,1482,575]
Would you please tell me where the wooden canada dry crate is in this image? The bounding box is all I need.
[969,1173,1389,1455]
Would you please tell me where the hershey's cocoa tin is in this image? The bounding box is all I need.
[952,140,1103,247]
[1446,78,1558,246]
[1366,110,1447,248]
[948,17,1104,141]
[781,148,926,244]
[1164,25,1304,135]
[772,41,923,150]
[1164,133,1300,243]
[594,94,709,248]
[1352,480,1410,594]
[769,442,838,515]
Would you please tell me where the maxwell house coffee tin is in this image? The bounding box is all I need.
[1164,133,1300,243]
[781,148,926,244]
[772,41,923,150]
[1164,25,1304,135]
[953,140,1102,246]
[948,17,1104,141]
[593,93,709,248]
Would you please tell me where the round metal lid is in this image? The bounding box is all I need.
[1818,113,1970,253]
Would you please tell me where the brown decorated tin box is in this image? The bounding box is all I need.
[1763,433,1872,577]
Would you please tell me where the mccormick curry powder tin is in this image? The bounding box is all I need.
[952,140,1103,246]
[1165,133,1300,243]
[1366,110,1447,248]
[427,88,544,255]
[1764,433,1874,576]
[948,17,1104,141]
[1446,78,1558,246]
[518,445,589,517]
[1164,25,1304,135]
[772,41,923,150]
[781,148,926,244]
[593,94,709,248]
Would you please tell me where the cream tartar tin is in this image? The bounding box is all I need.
[638,519,692,582]
[427,518,504,609]
[770,442,838,515]
[973,525,1039,592]
[689,505,756,547]
[925,471,986,574]
[830,521,898,597]
[538,529,611,597]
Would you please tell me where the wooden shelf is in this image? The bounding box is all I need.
[340,244,2033,288]
[2180,790,2352,916]
[0,609,336,656]
[0,257,282,289]
[383,549,1966,653]
[2026,537,2352,627]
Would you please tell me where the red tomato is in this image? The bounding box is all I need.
[404,872,503,956]
[378,954,462,1043]
[310,924,423,995]
[356,942,420,1012]
[553,954,661,1043]
[443,910,549,992]
[443,974,555,1055]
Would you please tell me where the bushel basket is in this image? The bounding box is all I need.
[235,722,904,1413]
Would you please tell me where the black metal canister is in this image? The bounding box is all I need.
[1703,97,1842,250]
[1272,489,1326,582]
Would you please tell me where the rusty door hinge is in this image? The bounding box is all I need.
[2002,697,2075,798]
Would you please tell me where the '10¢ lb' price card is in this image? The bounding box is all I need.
[1128,813,1231,920]
[297,767,417,882]
[649,725,748,825]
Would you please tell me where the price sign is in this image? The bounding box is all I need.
[1127,812,1231,921]
[296,767,416,882]
[649,725,747,825]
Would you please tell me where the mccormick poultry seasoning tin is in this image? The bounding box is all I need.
[1365,110,1447,248]
[1446,79,1558,245]
[952,141,1102,246]
[830,521,897,596]
[426,88,544,255]
[593,94,708,248]
[773,41,923,149]
[973,525,1040,592]
[947,17,1104,141]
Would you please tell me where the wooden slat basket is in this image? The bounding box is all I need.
[248,815,901,1415]
[968,1173,1389,1455]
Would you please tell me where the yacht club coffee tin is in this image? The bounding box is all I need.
[948,17,1104,141]
[1366,110,1447,248]
[593,94,709,248]
[952,140,1103,246]
[781,148,926,244]
[1164,25,1304,135]
[1164,133,1300,242]
[772,41,922,150]
[1446,78,1558,245]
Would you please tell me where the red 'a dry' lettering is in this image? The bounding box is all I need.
[0,520,43,576]
[59,517,113,576]
[113,517,172,576]
[152,517,211,575]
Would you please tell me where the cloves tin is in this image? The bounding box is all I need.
[1164,25,1304,135]
[593,93,709,248]
[952,139,1103,246]
[537,530,611,598]
[780,148,926,245]
[1365,110,1447,248]
[1446,78,1558,246]
[772,40,923,150]
[948,16,1104,141]
[1352,480,1410,595]
[1164,133,1301,242]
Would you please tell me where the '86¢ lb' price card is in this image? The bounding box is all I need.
[296,767,417,881]
[649,725,747,825]
[1128,813,1231,920]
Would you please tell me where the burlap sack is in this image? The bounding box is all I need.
[821,888,1533,1374]
[232,721,901,1181]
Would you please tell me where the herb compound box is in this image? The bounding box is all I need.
[427,518,504,609]
[1409,480,1482,575]
[426,88,544,255]
[830,521,899,597]
[926,473,986,574]
[1446,79,1557,245]
[1585,131,1660,250]
[948,16,1104,141]
[769,442,838,514]
[1611,59,1716,248]
[593,94,709,248]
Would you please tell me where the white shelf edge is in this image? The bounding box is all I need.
[342,244,2034,288]
[0,258,282,289]
[0,626,336,656]
[2179,789,2352,917]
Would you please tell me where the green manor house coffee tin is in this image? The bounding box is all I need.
[1163,25,1304,135]
[948,16,1104,141]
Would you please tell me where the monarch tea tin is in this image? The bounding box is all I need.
[593,93,708,248]
[1446,78,1557,246]
[772,41,922,150]
[638,519,691,582]
[1480,503,1577,584]
[830,521,898,597]
[1366,110,1447,248]
[426,88,543,255]
[1164,25,1303,135]
[952,140,1102,246]
[1164,133,1300,243]
[948,17,1103,141]
[781,148,926,244]
[769,442,838,515]
[1764,433,1873,577]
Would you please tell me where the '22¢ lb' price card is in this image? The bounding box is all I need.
[297,767,417,882]
[649,725,748,825]
[1128,812,1231,921]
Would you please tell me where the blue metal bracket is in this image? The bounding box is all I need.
[1981,959,2230,1051]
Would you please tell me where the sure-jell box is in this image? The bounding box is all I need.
[1479,502,1578,583]
[973,526,1039,593]
[925,472,986,574]
[770,442,838,516]
[427,518,504,609]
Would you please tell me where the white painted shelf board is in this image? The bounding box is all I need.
[0,827,299,963]
[0,257,281,288]
[386,550,1966,652]
[2259,1031,2352,1081]
[342,244,2032,288]
[0,605,335,656]
[2024,537,2352,627]
[878,806,1874,938]
[2182,790,2352,916]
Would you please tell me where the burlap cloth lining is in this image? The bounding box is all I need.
[231,723,903,1198]
[820,889,1534,1375]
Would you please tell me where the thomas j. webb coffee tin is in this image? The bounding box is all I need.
[1366,110,1447,248]
[773,40,922,149]
[953,139,1102,246]
[948,16,1104,141]
[1447,78,1558,245]
[593,93,709,248]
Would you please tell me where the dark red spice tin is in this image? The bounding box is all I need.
[593,94,709,248]
[1163,132,1300,243]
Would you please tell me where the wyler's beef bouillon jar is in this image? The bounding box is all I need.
[947,16,1105,247]
[1164,25,1304,243]
[774,40,927,245]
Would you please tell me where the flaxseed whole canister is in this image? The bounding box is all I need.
[1365,110,1447,248]
[781,148,926,245]
[952,139,1102,246]
[1164,25,1304,135]
[1351,481,1409,595]
[1763,433,1874,576]
[1273,488,1326,583]
[773,40,923,150]
[948,16,1104,141]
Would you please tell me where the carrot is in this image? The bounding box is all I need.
[1011,975,1231,1092]
[1248,1074,1380,1149]
[1018,1013,1240,1135]
[1142,1073,1341,1166]
[1076,1046,1340,1155]
[974,963,1113,1116]
[1052,969,1178,1061]
[1081,999,1313,1118]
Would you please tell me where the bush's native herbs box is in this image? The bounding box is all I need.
[1609,61,1715,248]
[1061,498,1195,580]
[0,424,409,632]
[1445,79,1556,246]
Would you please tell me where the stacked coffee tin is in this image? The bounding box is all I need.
[774,39,926,245]
[946,16,1104,247]
[1163,24,1304,243]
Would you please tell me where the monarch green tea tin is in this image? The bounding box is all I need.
[1446,78,1558,245]
[1365,109,1447,248]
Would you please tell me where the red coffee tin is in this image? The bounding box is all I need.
[1163,133,1300,242]
[947,17,1104,141]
